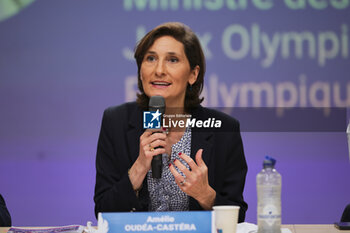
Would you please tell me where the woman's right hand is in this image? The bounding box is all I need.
[138,129,167,169]
[128,129,167,190]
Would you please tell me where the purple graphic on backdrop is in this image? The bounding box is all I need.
[0,0,349,227]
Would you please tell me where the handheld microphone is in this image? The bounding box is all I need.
[149,95,165,179]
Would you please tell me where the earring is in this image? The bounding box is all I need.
[189,84,193,91]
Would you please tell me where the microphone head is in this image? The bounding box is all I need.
[149,95,165,114]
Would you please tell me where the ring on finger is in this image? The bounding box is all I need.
[179,178,186,186]
[149,144,154,152]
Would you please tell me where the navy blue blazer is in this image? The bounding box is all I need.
[0,194,11,227]
[94,102,248,222]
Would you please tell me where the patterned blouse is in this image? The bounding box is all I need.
[147,127,191,211]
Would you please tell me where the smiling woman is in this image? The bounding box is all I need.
[139,36,199,109]
[134,22,205,112]
[0,0,36,22]
[94,22,248,222]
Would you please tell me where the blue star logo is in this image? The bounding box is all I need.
[143,110,161,129]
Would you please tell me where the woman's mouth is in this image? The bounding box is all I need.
[151,81,171,88]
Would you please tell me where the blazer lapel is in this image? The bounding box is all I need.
[191,129,214,183]
[190,106,215,185]
[126,104,144,165]
[189,107,215,210]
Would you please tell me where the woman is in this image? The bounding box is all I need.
[94,22,248,222]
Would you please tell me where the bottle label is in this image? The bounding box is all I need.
[258,204,281,226]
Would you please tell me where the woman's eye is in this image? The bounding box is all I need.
[169,57,178,63]
[146,56,156,62]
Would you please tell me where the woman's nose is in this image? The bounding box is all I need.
[155,60,166,77]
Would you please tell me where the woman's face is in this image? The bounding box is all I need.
[140,36,199,108]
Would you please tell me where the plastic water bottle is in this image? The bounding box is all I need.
[257,156,281,233]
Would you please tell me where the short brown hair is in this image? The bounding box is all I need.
[134,22,205,112]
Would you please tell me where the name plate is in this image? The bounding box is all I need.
[98,211,214,233]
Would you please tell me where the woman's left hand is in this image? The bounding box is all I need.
[169,149,216,210]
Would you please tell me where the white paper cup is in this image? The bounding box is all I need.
[213,205,240,233]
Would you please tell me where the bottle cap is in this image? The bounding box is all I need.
[263,155,276,168]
